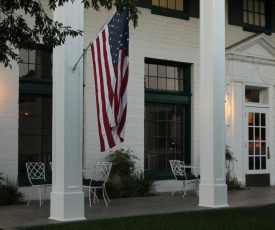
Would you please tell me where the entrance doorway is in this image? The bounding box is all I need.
[244,107,270,186]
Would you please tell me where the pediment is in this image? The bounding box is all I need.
[226,33,275,60]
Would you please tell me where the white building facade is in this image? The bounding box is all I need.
[1,0,275,197]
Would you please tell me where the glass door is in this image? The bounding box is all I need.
[245,107,269,173]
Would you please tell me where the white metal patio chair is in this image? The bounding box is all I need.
[169,160,199,197]
[83,162,112,206]
[26,162,52,206]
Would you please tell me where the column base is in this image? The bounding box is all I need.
[49,191,86,221]
[199,183,228,208]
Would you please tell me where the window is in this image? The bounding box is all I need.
[245,87,269,104]
[243,0,267,30]
[18,45,53,186]
[150,0,200,20]
[152,0,184,11]
[228,0,273,34]
[19,45,52,80]
[145,63,189,92]
[144,59,191,173]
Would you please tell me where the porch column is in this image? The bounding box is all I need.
[50,1,85,221]
[199,0,228,207]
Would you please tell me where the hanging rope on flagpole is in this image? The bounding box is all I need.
[72,42,91,72]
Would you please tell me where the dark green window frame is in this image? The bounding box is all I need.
[144,58,192,179]
[137,0,200,20]
[228,0,273,35]
[18,44,53,186]
[151,0,189,20]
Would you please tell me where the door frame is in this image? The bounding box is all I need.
[243,106,270,177]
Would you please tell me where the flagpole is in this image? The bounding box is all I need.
[72,42,91,72]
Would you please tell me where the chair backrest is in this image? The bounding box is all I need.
[93,162,112,183]
[169,160,187,177]
[26,162,46,184]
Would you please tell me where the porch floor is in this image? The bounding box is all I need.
[1,186,275,229]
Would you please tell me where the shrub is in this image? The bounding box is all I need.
[106,148,138,180]
[106,149,157,198]
[226,174,246,191]
[225,146,246,191]
[131,169,156,197]
[0,176,24,206]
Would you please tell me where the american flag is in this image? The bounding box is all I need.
[91,6,129,152]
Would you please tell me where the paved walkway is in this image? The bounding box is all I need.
[1,187,275,229]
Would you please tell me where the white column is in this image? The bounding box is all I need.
[49,1,85,221]
[199,0,228,207]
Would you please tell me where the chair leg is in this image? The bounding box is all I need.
[102,188,108,206]
[182,181,187,197]
[27,186,34,205]
[88,187,92,207]
[195,179,199,196]
[103,186,110,203]
[171,181,177,196]
[180,182,184,195]
[38,186,42,207]
[43,185,47,204]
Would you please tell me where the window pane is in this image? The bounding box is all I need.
[152,0,159,6]
[261,15,265,27]
[29,136,41,153]
[261,113,265,126]
[167,66,174,78]
[243,0,248,10]
[260,1,265,14]
[176,0,183,11]
[158,77,166,90]
[160,0,167,8]
[144,103,186,170]
[255,14,260,26]
[144,63,148,75]
[158,65,166,78]
[255,1,260,12]
[249,156,254,169]
[255,156,260,169]
[249,127,254,140]
[255,113,260,126]
[248,12,254,24]
[167,78,174,91]
[249,142,254,155]
[149,64,157,76]
[148,77,157,89]
[19,46,52,79]
[261,156,266,169]
[245,88,260,103]
[168,0,175,10]
[243,11,248,23]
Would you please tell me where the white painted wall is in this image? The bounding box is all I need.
[0,62,19,180]
[83,6,201,174]
[3,1,275,195]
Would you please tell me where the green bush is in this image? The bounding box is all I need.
[225,146,246,191]
[226,174,246,191]
[0,175,24,205]
[131,169,156,197]
[106,149,157,198]
[106,148,138,180]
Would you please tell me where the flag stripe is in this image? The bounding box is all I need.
[91,45,105,151]
[96,31,116,149]
[91,6,129,152]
